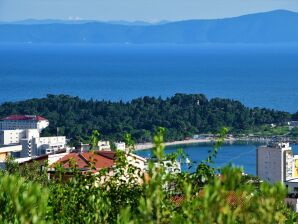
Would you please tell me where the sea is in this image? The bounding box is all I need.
[135,142,298,175]
[0,43,297,112]
[0,43,298,173]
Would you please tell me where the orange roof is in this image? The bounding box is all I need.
[52,151,116,170]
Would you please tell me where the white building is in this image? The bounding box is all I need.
[0,115,49,132]
[257,142,293,183]
[0,129,25,145]
[146,159,181,174]
[31,136,66,156]
[0,115,68,158]
[97,141,111,151]
[115,142,126,151]
[0,129,39,146]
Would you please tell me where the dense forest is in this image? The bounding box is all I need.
[0,94,292,145]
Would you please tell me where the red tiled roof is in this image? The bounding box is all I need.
[1,115,47,121]
[52,151,116,170]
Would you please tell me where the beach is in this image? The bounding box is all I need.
[135,138,216,150]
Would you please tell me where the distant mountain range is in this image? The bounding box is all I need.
[0,10,297,44]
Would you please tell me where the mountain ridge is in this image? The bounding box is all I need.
[0,10,297,43]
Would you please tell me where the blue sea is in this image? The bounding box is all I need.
[0,43,297,112]
[1,43,298,173]
[136,142,298,175]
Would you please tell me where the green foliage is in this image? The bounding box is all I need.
[4,156,49,186]
[250,124,290,136]
[90,130,100,150]
[0,94,292,144]
[290,127,298,137]
[0,174,48,224]
[1,127,297,223]
[124,132,135,152]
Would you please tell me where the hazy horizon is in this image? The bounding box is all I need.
[1,0,298,22]
[0,9,297,24]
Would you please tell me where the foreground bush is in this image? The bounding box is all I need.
[0,174,48,224]
[2,128,297,223]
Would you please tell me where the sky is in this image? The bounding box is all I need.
[0,0,298,22]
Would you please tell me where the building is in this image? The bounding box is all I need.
[17,152,69,167]
[257,142,293,183]
[0,115,49,132]
[0,129,39,146]
[0,131,67,158]
[0,145,22,169]
[97,141,111,151]
[49,151,147,181]
[146,158,181,174]
[31,136,67,156]
[0,129,25,145]
[0,115,68,158]
[115,142,126,151]
[78,141,111,152]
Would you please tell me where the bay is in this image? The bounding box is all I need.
[135,142,298,175]
[0,43,297,112]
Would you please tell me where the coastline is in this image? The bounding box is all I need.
[135,138,223,151]
[134,136,297,151]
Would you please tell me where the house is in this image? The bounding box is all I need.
[48,151,147,182]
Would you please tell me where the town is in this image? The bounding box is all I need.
[0,114,181,177]
[1,114,298,213]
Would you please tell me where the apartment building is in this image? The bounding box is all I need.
[0,115,49,132]
[257,142,293,183]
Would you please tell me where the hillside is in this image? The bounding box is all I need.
[0,94,292,144]
[0,10,297,43]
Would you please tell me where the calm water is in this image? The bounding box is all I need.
[0,43,297,112]
[135,142,298,175]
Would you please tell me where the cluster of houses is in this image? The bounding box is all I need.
[3,114,298,210]
[0,115,67,166]
[0,114,181,179]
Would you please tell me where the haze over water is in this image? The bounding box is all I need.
[0,43,297,112]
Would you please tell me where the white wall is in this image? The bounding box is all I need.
[0,119,49,132]
[257,143,292,184]
[32,136,66,156]
[0,130,25,145]
[257,146,283,183]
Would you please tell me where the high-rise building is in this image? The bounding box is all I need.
[257,142,293,183]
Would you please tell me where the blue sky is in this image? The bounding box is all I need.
[0,0,298,22]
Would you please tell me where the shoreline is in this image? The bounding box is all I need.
[134,138,214,151]
[134,136,297,151]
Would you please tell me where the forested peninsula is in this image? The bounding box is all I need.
[0,94,296,145]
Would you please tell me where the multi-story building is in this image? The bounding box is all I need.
[0,129,39,146]
[31,136,66,156]
[0,115,49,132]
[257,142,293,183]
[0,115,67,158]
[20,136,66,158]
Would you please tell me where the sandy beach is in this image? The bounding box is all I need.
[134,136,276,151]
[134,138,217,150]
